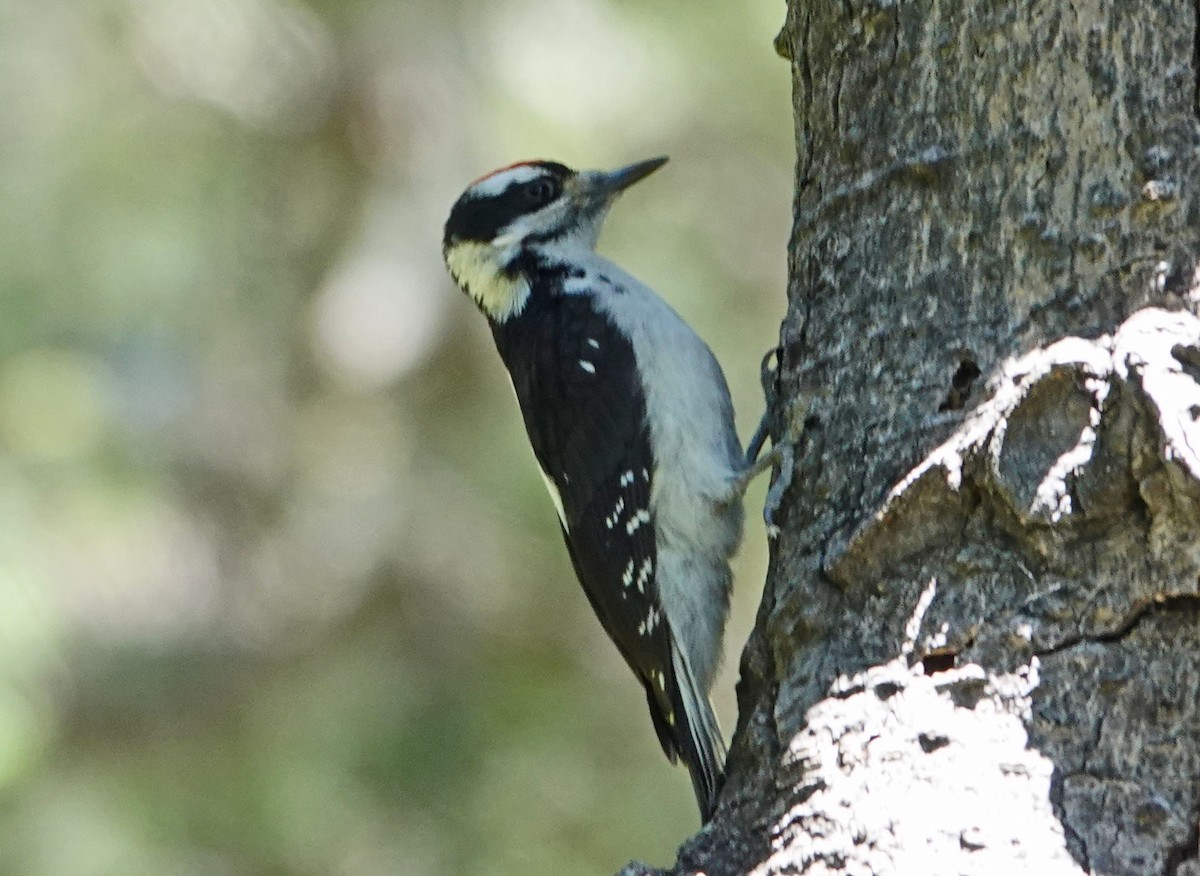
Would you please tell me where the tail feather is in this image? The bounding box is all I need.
[669,638,727,821]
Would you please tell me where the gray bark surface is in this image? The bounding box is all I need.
[622,1,1200,873]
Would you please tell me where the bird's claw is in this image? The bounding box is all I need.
[762,396,806,538]
[742,345,808,539]
[744,347,781,468]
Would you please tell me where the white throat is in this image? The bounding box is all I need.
[445,240,531,322]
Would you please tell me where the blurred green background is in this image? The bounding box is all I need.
[0,1,791,873]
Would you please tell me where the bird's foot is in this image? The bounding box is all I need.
[736,347,807,538]
[761,394,807,538]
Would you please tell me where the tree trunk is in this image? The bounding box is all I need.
[624,1,1200,873]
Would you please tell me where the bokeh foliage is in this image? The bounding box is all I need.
[0,0,790,872]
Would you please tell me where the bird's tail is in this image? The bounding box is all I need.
[670,636,727,821]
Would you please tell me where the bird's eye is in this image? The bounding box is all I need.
[524,178,560,206]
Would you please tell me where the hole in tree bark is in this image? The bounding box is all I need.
[938,358,982,412]
[874,680,903,699]
[918,731,950,753]
[922,652,957,674]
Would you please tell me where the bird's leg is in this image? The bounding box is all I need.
[731,347,806,538]
[743,350,777,467]
[762,397,807,537]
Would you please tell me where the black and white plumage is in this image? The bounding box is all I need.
[442,157,753,820]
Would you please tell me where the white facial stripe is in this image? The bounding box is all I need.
[471,164,544,197]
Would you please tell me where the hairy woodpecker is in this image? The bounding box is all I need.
[442,157,785,820]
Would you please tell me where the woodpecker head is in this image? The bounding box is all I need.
[443,156,668,322]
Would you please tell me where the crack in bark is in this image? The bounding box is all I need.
[794,144,960,230]
[798,5,815,196]
[1035,593,1200,657]
[1051,771,1092,873]
[890,6,900,72]
[1072,814,1093,872]
[832,66,843,135]
[853,427,873,532]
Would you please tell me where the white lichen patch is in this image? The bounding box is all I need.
[755,578,1082,875]
[760,656,1079,875]
[881,307,1200,528]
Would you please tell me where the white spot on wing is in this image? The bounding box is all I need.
[635,557,653,593]
[625,508,650,535]
[622,559,635,588]
[579,359,595,374]
[587,338,600,349]
[638,606,662,636]
[605,496,626,529]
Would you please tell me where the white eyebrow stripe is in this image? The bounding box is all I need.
[470,164,543,197]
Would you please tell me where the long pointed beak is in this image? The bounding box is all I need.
[581,156,669,201]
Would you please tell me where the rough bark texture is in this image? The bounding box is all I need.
[621,1,1200,874]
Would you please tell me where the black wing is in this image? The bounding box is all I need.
[493,293,669,687]
[491,289,724,819]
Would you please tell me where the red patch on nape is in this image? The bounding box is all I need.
[469,160,549,187]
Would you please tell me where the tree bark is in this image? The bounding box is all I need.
[624,1,1200,873]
